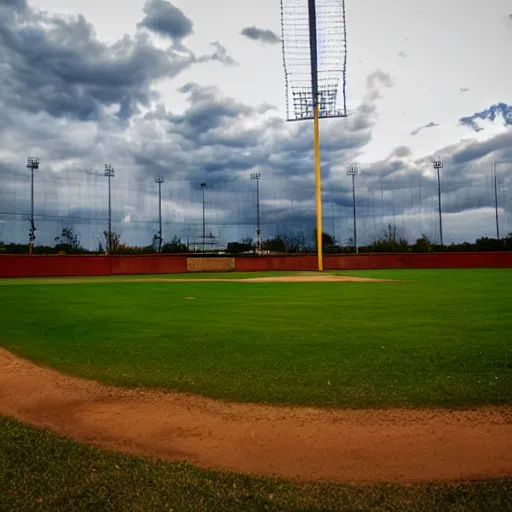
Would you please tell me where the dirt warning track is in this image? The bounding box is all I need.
[1,348,511,484]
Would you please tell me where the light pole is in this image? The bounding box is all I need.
[27,157,39,255]
[155,177,164,252]
[251,173,262,253]
[346,164,359,254]
[432,158,444,246]
[492,159,512,240]
[200,183,206,253]
[104,164,115,254]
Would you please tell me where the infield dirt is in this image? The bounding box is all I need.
[1,348,511,484]
[0,274,401,285]
[133,274,400,283]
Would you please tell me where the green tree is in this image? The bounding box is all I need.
[54,227,81,253]
[412,234,432,253]
[161,237,189,253]
[475,236,505,252]
[226,237,255,254]
[262,236,287,253]
[103,230,121,253]
[368,224,409,253]
[314,230,341,254]
[505,233,512,251]
[282,233,308,253]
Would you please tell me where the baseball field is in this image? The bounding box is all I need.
[1,268,512,511]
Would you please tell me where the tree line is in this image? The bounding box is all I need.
[226,227,512,254]
[1,225,512,255]
[0,229,189,255]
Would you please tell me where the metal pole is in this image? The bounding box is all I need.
[31,168,34,232]
[155,177,164,252]
[352,173,357,254]
[158,181,162,252]
[256,178,261,253]
[108,173,112,254]
[201,183,206,253]
[202,188,205,253]
[347,164,359,254]
[104,164,115,254]
[27,157,39,255]
[30,167,34,254]
[437,167,443,246]
[251,173,262,253]
[493,162,500,240]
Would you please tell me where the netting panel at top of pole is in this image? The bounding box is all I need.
[281,0,348,121]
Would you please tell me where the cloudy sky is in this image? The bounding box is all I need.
[1,0,512,249]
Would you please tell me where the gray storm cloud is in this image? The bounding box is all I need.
[241,26,281,44]
[0,2,511,249]
[138,0,193,41]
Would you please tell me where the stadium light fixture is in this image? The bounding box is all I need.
[155,177,164,252]
[104,164,115,254]
[200,183,207,253]
[26,157,40,255]
[432,158,444,246]
[346,164,359,253]
[281,0,349,270]
[250,173,262,254]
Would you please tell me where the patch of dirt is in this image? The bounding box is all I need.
[1,348,511,484]
[3,275,399,285]
[112,275,396,283]
[239,275,396,283]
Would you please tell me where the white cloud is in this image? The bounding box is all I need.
[1,0,512,249]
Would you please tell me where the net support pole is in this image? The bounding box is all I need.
[30,167,34,255]
[436,167,443,247]
[493,161,500,240]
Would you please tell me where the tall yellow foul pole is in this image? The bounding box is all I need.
[313,102,323,271]
[282,0,347,270]
[307,0,323,271]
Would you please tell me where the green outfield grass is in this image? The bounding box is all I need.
[1,417,511,512]
[1,269,511,407]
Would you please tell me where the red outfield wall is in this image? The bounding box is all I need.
[0,255,188,278]
[1,252,511,278]
[235,252,512,271]
[234,255,319,272]
[325,252,512,270]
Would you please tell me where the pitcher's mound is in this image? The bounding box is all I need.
[137,275,399,283]
[240,274,396,283]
